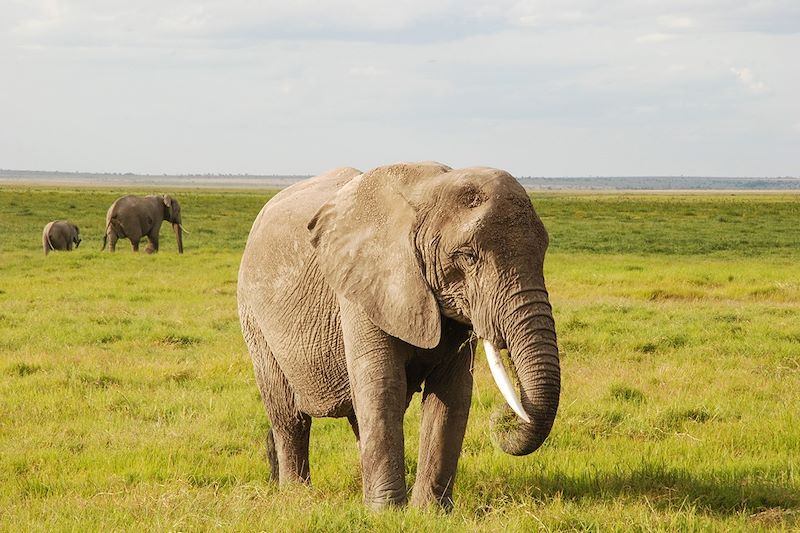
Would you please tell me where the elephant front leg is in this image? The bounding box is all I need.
[410,332,474,509]
[340,299,411,510]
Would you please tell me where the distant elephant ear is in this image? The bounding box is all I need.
[308,162,451,349]
[163,195,172,207]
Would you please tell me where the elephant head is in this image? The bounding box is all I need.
[162,195,184,254]
[72,224,82,248]
[309,162,560,456]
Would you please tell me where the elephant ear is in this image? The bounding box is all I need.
[163,195,175,220]
[308,162,451,349]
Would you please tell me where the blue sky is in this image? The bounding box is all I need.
[1,1,798,176]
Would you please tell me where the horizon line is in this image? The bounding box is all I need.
[1,168,798,180]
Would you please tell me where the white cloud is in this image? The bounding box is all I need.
[634,33,677,44]
[658,15,696,30]
[5,1,800,48]
[730,67,768,93]
[0,1,798,176]
[348,65,390,78]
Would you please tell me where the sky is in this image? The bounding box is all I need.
[1,1,798,177]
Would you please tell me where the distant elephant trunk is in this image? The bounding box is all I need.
[173,223,184,254]
[488,287,560,456]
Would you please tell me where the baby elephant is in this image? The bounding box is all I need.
[42,221,81,255]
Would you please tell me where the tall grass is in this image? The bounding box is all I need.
[1,187,798,530]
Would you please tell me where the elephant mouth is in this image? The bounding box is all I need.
[483,339,530,423]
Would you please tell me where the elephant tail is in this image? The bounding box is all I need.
[267,428,279,483]
[100,220,112,251]
[43,221,54,255]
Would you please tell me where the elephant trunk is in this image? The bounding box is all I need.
[173,223,184,254]
[487,287,560,456]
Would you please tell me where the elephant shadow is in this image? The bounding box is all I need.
[464,458,798,517]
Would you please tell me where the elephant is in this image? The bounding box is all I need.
[101,195,185,253]
[42,220,81,255]
[237,162,560,510]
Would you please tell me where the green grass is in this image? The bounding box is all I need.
[1,187,799,531]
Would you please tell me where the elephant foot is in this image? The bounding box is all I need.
[409,488,454,511]
[364,488,408,511]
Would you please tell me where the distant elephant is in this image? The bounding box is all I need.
[42,220,81,255]
[101,195,185,253]
[237,162,560,510]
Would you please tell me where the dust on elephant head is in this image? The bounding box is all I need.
[42,220,81,255]
[101,194,186,254]
[238,162,560,510]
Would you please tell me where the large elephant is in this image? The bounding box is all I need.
[237,162,560,510]
[42,220,81,255]
[101,195,185,253]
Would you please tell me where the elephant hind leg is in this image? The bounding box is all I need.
[145,234,159,254]
[271,413,312,484]
[108,232,118,252]
[240,303,312,485]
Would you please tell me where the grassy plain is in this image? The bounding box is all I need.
[1,187,798,531]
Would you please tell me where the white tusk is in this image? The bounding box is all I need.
[178,224,190,234]
[483,340,531,423]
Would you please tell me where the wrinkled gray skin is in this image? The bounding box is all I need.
[101,195,184,253]
[237,162,560,510]
[42,220,81,255]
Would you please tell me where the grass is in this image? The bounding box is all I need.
[1,187,799,531]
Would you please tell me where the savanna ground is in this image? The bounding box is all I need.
[1,187,798,531]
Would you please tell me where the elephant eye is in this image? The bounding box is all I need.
[454,248,478,268]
